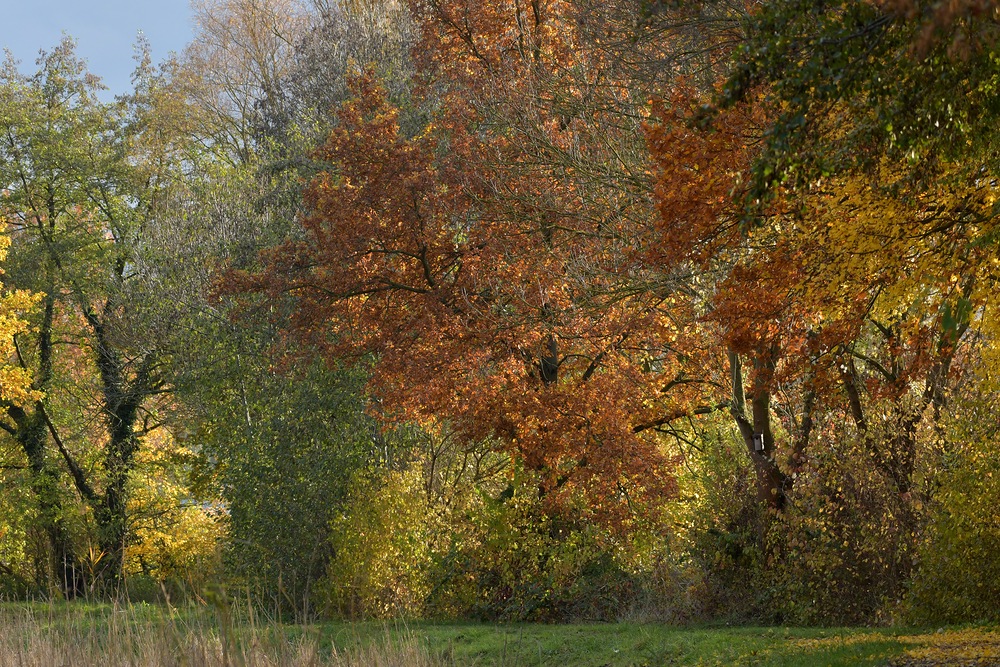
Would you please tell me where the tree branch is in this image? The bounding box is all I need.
[40,405,99,507]
[632,401,730,433]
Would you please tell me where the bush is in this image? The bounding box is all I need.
[319,465,432,618]
[426,472,672,622]
[678,424,770,623]
[317,439,691,623]
[905,429,1000,624]
[121,574,164,604]
[677,417,915,626]
[0,566,32,600]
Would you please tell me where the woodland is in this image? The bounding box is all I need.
[0,0,998,631]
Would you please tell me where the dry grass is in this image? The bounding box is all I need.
[0,604,445,667]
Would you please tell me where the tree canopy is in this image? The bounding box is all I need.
[0,0,998,625]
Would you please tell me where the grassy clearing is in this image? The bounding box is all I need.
[383,623,908,666]
[0,602,996,666]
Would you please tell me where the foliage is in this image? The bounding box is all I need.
[905,388,1000,625]
[0,38,185,590]
[5,0,1000,628]
[0,234,41,594]
[423,467,678,623]
[639,0,1000,627]
[0,235,40,407]
[182,0,312,164]
[125,429,224,588]
[766,428,921,626]
[231,67,682,522]
[322,465,433,618]
[197,349,375,617]
[262,0,416,145]
[146,4,397,611]
[317,435,684,623]
[720,0,1000,212]
[679,422,770,622]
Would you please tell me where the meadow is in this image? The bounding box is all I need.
[1,602,997,667]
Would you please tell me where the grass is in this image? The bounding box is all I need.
[0,601,436,666]
[1,601,997,666]
[347,622,916,666]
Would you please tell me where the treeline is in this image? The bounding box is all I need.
[0,0,998,626]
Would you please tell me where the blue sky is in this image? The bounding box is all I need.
[2,0,194,95]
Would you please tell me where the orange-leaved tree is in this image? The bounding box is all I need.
[229,72,687,520]
[227,0,749,520]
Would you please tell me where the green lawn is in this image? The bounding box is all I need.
[321,621,912,666]
[2,601,994,666]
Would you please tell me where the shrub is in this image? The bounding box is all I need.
[426,472,673,622]
[905,425,1000,624]
[320,465,432,618]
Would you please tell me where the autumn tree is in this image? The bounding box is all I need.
[138,1,424,611]
[0,235,43,589]
[0,41,189,590]
[231,0,761,521]
[178,0,312,165]
[638,0,1000,620]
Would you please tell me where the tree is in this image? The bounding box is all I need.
[179,0,312,165]
[141,8,404,608]
[225,0,805,526]
[230,0,724,519]
[0,40,182,589]
[0,234,42,591]
[638,0,1000,619]
[261,0,416,145]
[718,0,1000,212]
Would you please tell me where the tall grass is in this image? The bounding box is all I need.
[0,602,444,667]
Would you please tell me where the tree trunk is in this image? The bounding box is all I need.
[729,348,787,511]
[87,306,155,587]
[95,423,140,586]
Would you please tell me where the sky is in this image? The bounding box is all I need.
[2,0,194,96]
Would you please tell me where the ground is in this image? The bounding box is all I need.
[2,602,999,665]
[884,628,1000,666]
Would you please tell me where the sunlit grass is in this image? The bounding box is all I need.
[1,601,997,666]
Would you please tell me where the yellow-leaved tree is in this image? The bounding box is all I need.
[0,232,40,592]
[0,234,39,405]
